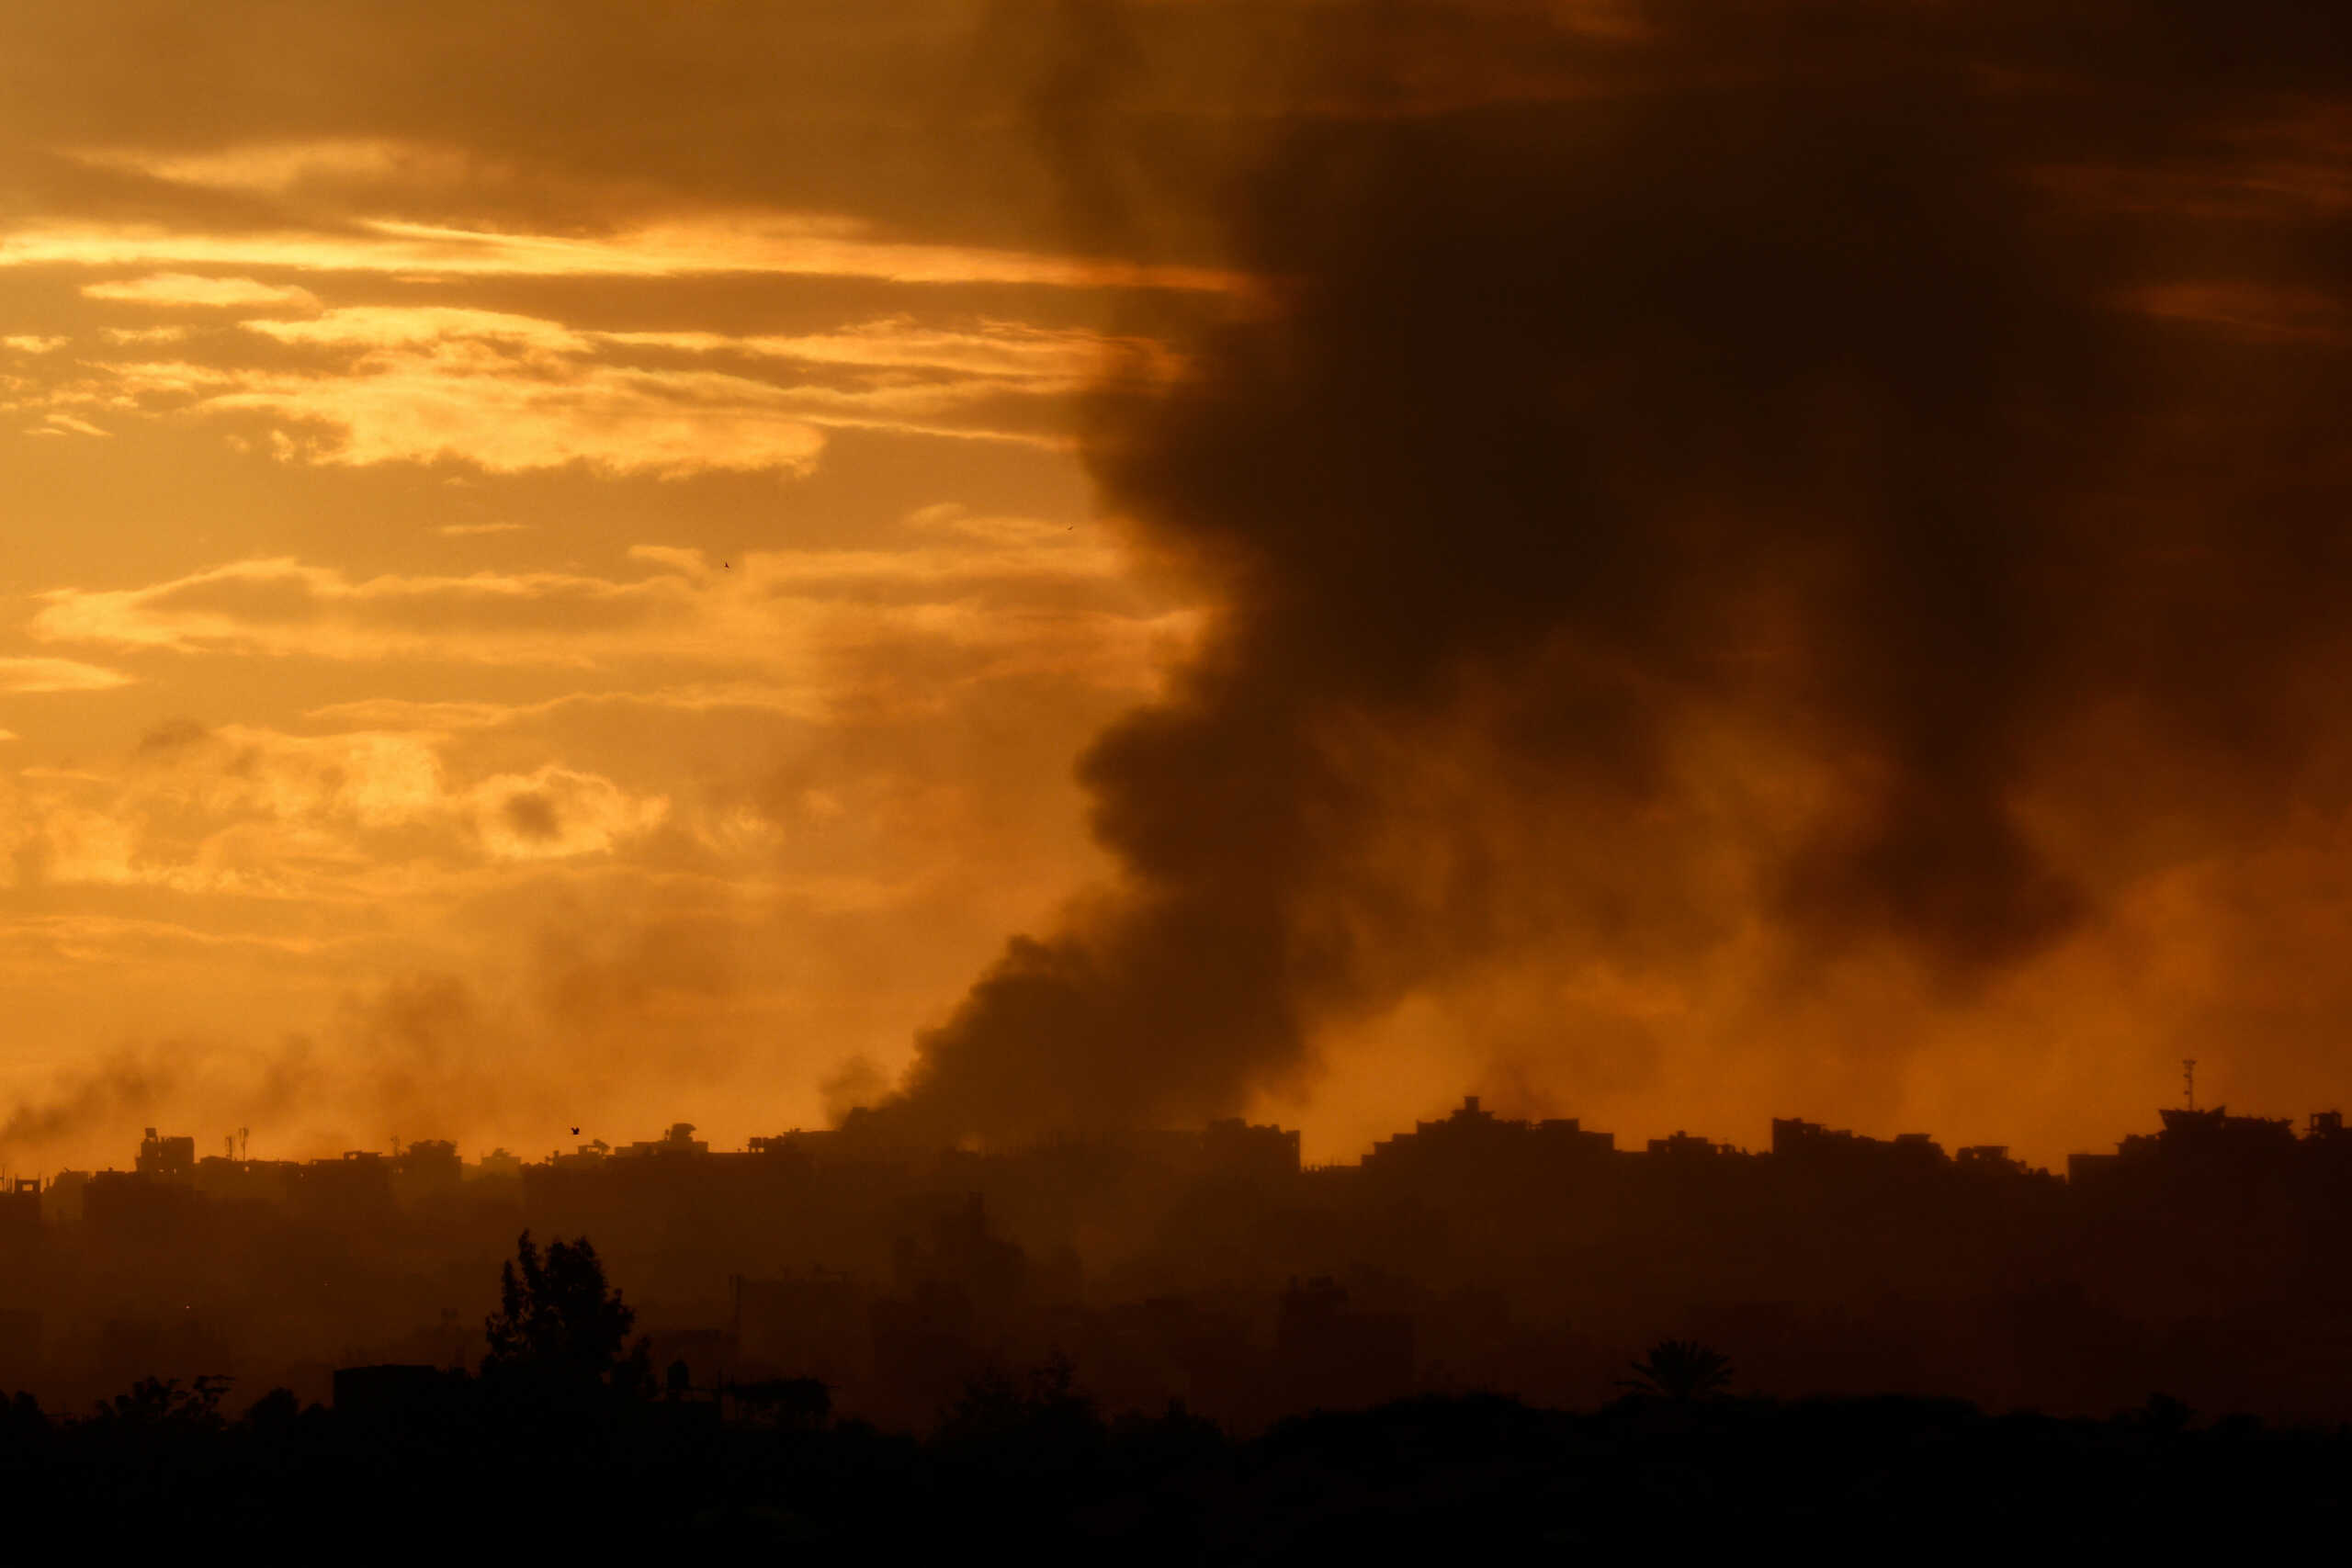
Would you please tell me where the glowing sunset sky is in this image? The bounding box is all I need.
[6,3,2351,1171]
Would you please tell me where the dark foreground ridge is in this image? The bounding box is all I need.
[2,1371,2345,1554]
[6,1094,2352,1425]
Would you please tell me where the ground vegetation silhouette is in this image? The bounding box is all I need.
[0,1172,2349,1549]
[1619,1340,1734,1402]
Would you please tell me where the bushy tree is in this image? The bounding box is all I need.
[0,1390,50,1457]
[483,1231,649,1397]
[939,1351,1104,1475]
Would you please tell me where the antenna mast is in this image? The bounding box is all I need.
[2183,1058,2198,1111]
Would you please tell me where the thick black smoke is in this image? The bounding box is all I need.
[864,2,2352,1145]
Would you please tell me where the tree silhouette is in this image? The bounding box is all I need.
[0,1391,47,1459]
[483,1230,649,1397]
[1619,1339,1734,1401]
[89,1374,232,1431]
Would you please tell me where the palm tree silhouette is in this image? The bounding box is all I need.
[1618,1338,1734,1401]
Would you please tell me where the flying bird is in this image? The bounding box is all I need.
[570,1126,580,1135]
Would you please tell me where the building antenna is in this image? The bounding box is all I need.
[2183,1058,2198,1112]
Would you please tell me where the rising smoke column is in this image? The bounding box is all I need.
[866,2,2352,1146]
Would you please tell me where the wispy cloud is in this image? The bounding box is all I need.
[32,557,691,663]
[28,540,1192,708]
[209,354,840,476]
[25,412,111,438]
[605,316,1178,382]
[83,273,321,310]
[21,305,1115,473]
[300,682,865,732]
[0,656,133,693]
[2,214,1245,293]
[69,138,477,197]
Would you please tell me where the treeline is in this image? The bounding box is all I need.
[0,1371,2346,1554]
[4,1231,2340,1552]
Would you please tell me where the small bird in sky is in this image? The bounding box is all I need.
[570,1126,580,1135]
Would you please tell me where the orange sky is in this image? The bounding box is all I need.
[5,2,2350,1173]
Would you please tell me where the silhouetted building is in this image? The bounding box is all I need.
[1645,1131,1731,1157]
[194,1156,298,1206]
[550,1140,611,1170]
[0,1306,40,1387]
[83,1168,199,1243]
[40,1168,86,1224]
[1129,1119,1302,1184]
[393,1138,461,1198]
[893,1195,1028,1320]
[1276,1275,1415,1410]
[0,1179,40,1245]
[735,1269,865,1384]
[468,1147,523,1180]
[289,1151,393,1225]
[1364,1095,1614,1188]
[2067,1104,2309,1190]
[1772,1118,1948,1170]
[616,1122,709,1158]
[133,1128,195,1181]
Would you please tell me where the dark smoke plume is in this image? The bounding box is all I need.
[864,2,2352,1145]
[0,1050,176,1153]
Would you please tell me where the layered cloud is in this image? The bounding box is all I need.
[28,532,1186,706]
[10,299,1162,473]
[0,211,1242,292]
[5,123,1211,479]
